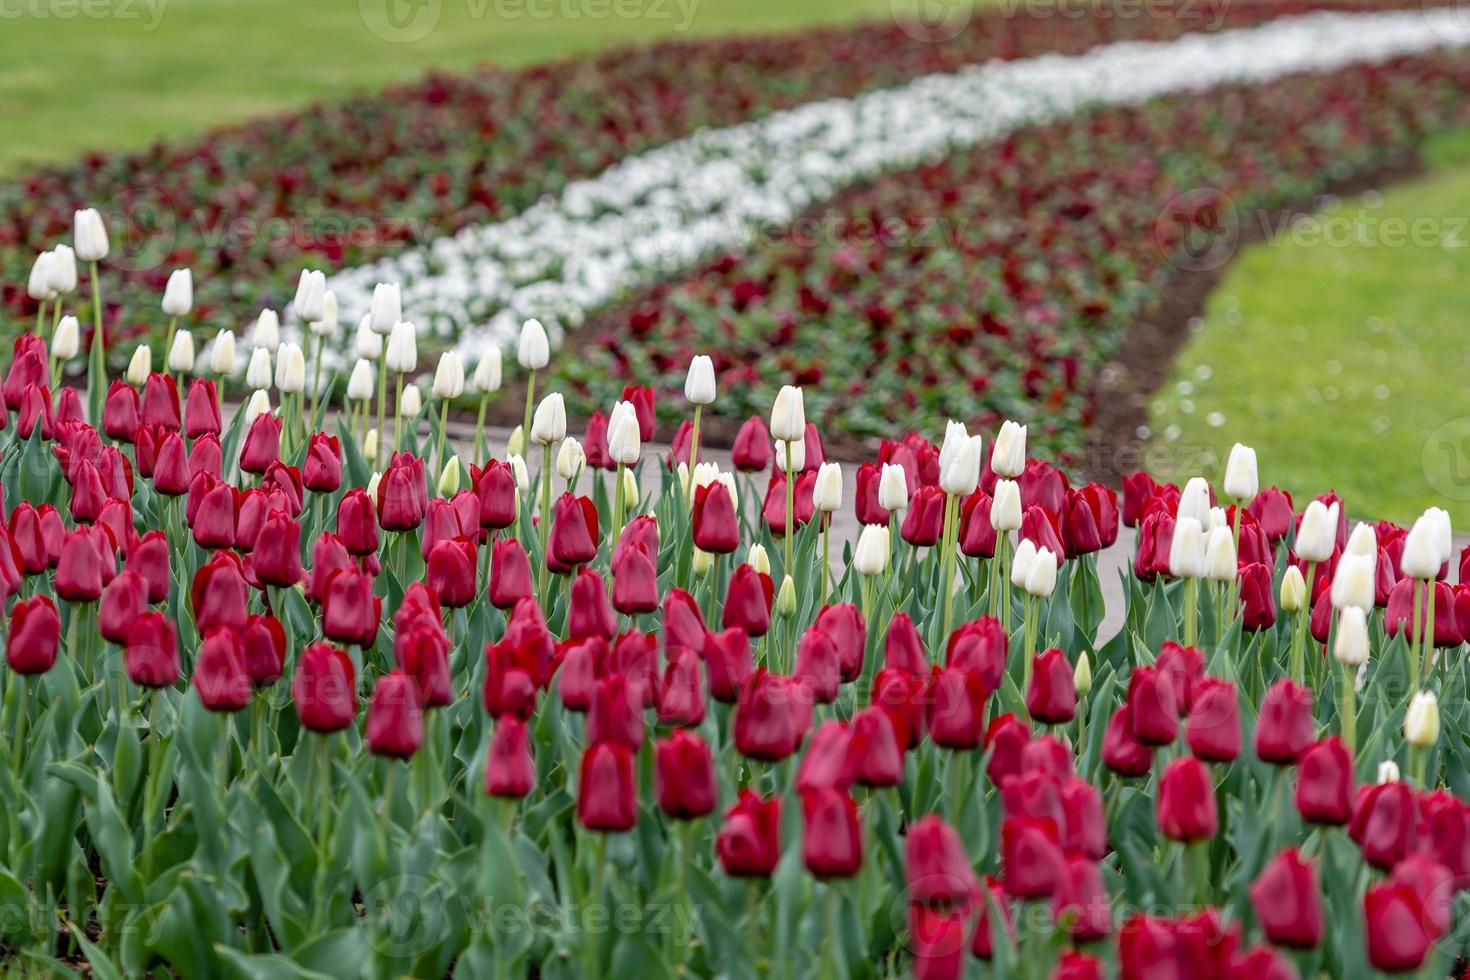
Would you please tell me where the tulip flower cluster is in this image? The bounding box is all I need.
[0,306,1468,979]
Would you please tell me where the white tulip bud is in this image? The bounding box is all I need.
[433,351,465,399]
[253,309,280,352]
[1206,506,1229,533]
[1010,538,1038,589]
[991,420,1027,479]
[1279,565,1307,613]
[49,245,77,294]
[347,360,375,401]
[211,330,237,376]
[557,437,585,481]
[507,454,529,494]
[162,269,193,317]
[853,524,890,576]
[621,466,638,506]
[775,437,805,474]
[1330,552,1376,612]
[309,290,338,338]
[530,392,566,445]
[1203,525,1237,582]
[27,252,55,302]
[518,318,549,370]
[938,420,969,474]
[1024,548,1059,598]
[245,347,273,391]
[385,321,417,373]
[1377,760,1401,784]
[939,434,981,496]
[73,208,109,262]
[366,470,381,499]
[1401,519,1442,580]
[747,544,771,576]
[693,548,712,577]
[692,461,721,491]
[991,479,1022,532]
[878,463,909,512]
[51,315,79,361]
[1168,517,1206,579]
[1333,606,1370,667]
[363,429,379,462]
[1346,522,1378,558]
[607,401,641,465]
[438,456,461,497]
[717,472,739,509]
[776,575,797,617]
[1074,651,1092,696]
[814,462,843,513]
[275,342,306,394]
[472,350,502,394]
[1295,500,1340,563]
[506,426,525,458]
[354,315,383,360]
[126,345,152,385]
[684,354,716,405]
[293,269,327,324]
[676,462,692,498]
[1177,477,1212,526]
[1423,507,1454,563]
[369,283,401,336]
[244,389,271,427]
[167,328,195,375]
[399,383,422,418]
[769,385,805,442]
[1405,691,1439,748]
[1223,443,1258,500]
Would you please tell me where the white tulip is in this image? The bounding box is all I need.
[1330,552,1376,612]
[939,432,979,496]
[1207,506,1229,533]
[73,208,109,262]
[385,321,417,373]
[621,466,638,506]
[507,454,530,494]
[1010,538,1038,589]
[347,359,375,401]
[1203,526,1237,582]
[310,290,338,338]
[1295,499,1339,563]
[51,315,79,361]
[27,252,55,302]
[775,437,805,474]
[369,283,401,336]
[1074,652,1093,696]
[1279,565,1307,613]
[1168,517,1206,579]
[293,269,327,324]
[776,575,797,617]
[253,309,281,352]
[162,269,193,317]
[438,456,462,496]
[990,479,1022,532]
[769,385,805,442]
[1333,606,1370,667]
[747,544,771,575]
[472,350,502,394]
[399,384,422,418]
[1405,691,1440,748]
[245,347,273,391]
[938,420,969,475]
[506,425,525,458]
[607,401,641,465]
[684,354,716,405]
[1346,522,1378,557]
[814,462,843,513]
[530,392,566,445]
[1422,507,1454,563]
[1377,760,1401,784]
[991,420,1027,479]
[48,245,77,294]
[167,328,195,375]
[518,318,549,370]
[276,343,306,394]
[244,389,272,427]
[1024,548,1059,598]
[363,430,379,463]
[878,463,909,512]
[557,437,586,481]
[1177,477,1212,526]
[366,469,381,499]
[433,351,465,399]
[1222,443,1258,500]
[211,330,237,376]
[1401,518,1441,580]
[126,345,152,385]
[853,524,890,576]
[354,315,383,360]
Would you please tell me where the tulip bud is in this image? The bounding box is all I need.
[366,470,382,499]
[939,434,980,496]
[167,328,195,374]
[814,462,842,513]
[51,315,79,361]
[244,389,272,428]
[1011,538,1038,589]
[991,479,1022,532]
[1333,606,1369,667]
[73,207,109,262]
[1378,760,1400,783]
[1024,548,1058,598]
[126,345,152,385]
[253,309,280,352]
[309,290,338,338]
[433,351,464,399]
[878,463,909,512]
[48,244,77,294]
[1296,500,1340,563]
[1346,522,1377,557]
[1223,442,1258,500]
[245,347,272,390]
[1280,565,1307,612]
[399,383,421,417]
[506,425,525,457]
[1203,525,1236,582]
[606,400,640,464]
[775,437,804,474]
[991,420,1027,478]
[747,544,770,576]
[854,524,890,576]
[557,437,585,481]
[347,359,374,401]
[531,392,566,445]
[438,456,461,496]
[769,385,805,442]
[210,329,236,376]
[1067,654,1091,700]
[162,268,193,317]
[518,318,550,370]
[1423,506,1454,562]
[684,354,717,405]
[507,454,529,494]
[1401,516,1442,580]
[776,574,796,618]
[472,349,502,393]
[386,321,417,373]
[369,282,401,336]
[1405,691,1439,748]
[275,342,306,394]
[1207,506,1228,532]
[1330,552,1375,611]
[363,429,379,463]
[621,467,638,507]
[1168,517,1206,579]
[27,251,55,302]
[293,269,327,324]
[1177,477,1212,525]
[693,548,712,576]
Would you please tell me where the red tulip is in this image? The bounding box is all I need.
[723,563,772,636]
[1249,486,1295,541]
[321,567,382,648]
[1053,857,1110,942]
[656,729,717,820]
[1363,881,1432,974]
[657,648,705,727]
[239,412,282,474]
[1154,642,1202,714]
[1060,777,1106,860]
[98,567,149,645]
[801,787,862,878]
[734,669,811,762]
[1418,789,1470,885]
[985,713,1031,786]
[1229,946,1298,980]
[848,707,902,788]
[1249,848,1322,948]
[55,529,105,602]
[1386,578,1461,647]
[1126,666,1177,745]
[1026,648,1077,725]
[141,373,180,431]
[611,541,658,615]
[793,626,840,704]
[884,612,926,675]
[150,432,190,497]
[191,554,249,633]
[301,433,342,493]
[907,901,969,980]
[366,670,423,759]
[901,486,945,547]
[1002,816,1065,898]
[1238,561,1277,631]
[395,625,452,709]
[241,614,286,688]
[796,721,855,795]
[7,596,60,675]
[1255,678,1313,765]
[335,488,379,555]
[194,628,252,712]
[293,642,357,733]
[586,673,644,751]
[1101,707,1153,778]
[555,636,604,713]
[582,412,610,469]
[692,481,739,554]
[853,462,888,527]
[1117,915,1179,980]
[959,490,997,559]
[578,741,637,832]
[484,536,531,610]
[731,416,771,472]
[970,876,1014,960]
[1186,677,1240,763]
[927,666,987,750]
[1132,510,1175,581]
[548,493,598,569]
[68,458,106,524]
[102,381,140,440]
[183,378,221,438]
[1157,757,1217,842]
[377,454,428,532]
[472,460,518,529]
[1052,952,1104,980]
[1391,853,1453,941]
[124,612,180,688]
[1350,781,1417,870]
[905,814,978,904]
[1295,738,1354,825]
[661,588,707,652]
[716,790,780,877]
[703,627,753,703]
[945,617,1006,693]
[426,537,477,608]
[253,509,303,587]
[485,717,535,799]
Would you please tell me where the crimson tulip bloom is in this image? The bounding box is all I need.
[849,707,903,788]
[1186,677,1240,763]
[1238,561,1277,631]
[1350,780,1417,870]
[7,504,47,576]
[1021,505,1066,562]
[691,481,739,554]
[566,568,616,639]
[794,626,840,703]
[472,460,518,530]
[796,721,855,794]
[853,462,887,527]
[151,432,190,497]
[1418,790,1470,885]
[141,373,180,431]
[1230,946,1297,980]
[484,638,542,721]
[191,481,238,550]
[1154,642,1202,714]
[183,378,221,438]
[321,568,382,648]
[1391,854,1453,941]
[98,568,148,645]
[723,563,772,636]
[55,529,104,602]
[761,472,815,536]
[703,627,753,704]
[253,509,304,587]
[926,666,987,750]
[908,902,969,980]
[620,384,654,440]
[427,537,477,608]
[587,673,644,750]
[488,537,533,610]
[396,624,452,708]
[1248,486,1295,541]
[419,498,464,560]
[734,670,811,762]
[884,612,926,675]
[985,713,1031,786]
[1001,816,1065,899]
[582,412,610,469]
[717,790,780,877]
[556,636,605,713]
[1157,757,1217,842]
[305,533,352,606]
[1,336,44,409]
[1026,648,1077,725]
[485,717,535,799]
[241,614,287,688]
[548,493,598,569]
[656,729,716,820]
[293,642,357,733]
[812,603,864,684]
[377,455,428,532]
[662,588,706,652]
[1064,483,1118,556]
[239,412,282,474]
[366,670,423,759]
[124,612,180,688]
[335,488,379,555]
[970,876,1014,960]
[1117,915,1178,979]
[194,628,252,712]
[730,416,771,472]
[1126,666,1177,745]
[1052,952,1103,980]
[905,815,978,904]
[1255,678,1313,765]
[15,384,55,440]
[959,490,997,559]
[578,741,637,832]
[657,648,705,727]
[1386,578,1462,647]
[1101,707,1153,778]
[1053,857,1110,942]
[802,787,862,878]
[901,486,945,547]
[1249,848,1322,948]
[190,433,222,481]
[945,617,1005,694]
[1295,738,1354,825]
[102,380,140,440]
[68,459,106,524]
[609,630,658,707]
[1059,777,1106,860]
[7,596,60,675]
[1132,511,1174,581]
[1364,882,1432,973]
[191,554,249,633]
[612,540,658,615]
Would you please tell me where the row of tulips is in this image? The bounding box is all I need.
[0,291,1467,978]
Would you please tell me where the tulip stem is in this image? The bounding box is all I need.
[1289,561,1315,683]
[435,399,450,479]
[940,492,959,643]
[538,443,554,604]
[87,260,105,425]
[612,462,626,558]
[1022,594,1037,696]
[820,523,830,607]
[1183,577,1198,649]
[393,372,404,454]
[308,331,324,426]
[473,394,488,462]
[9,676,28,776]
[1422,578,1436,689]
[311,735,335,930]
[163,315,178,376]
[995,533,1012,633]
[688,405,703,496]
[374,356,389,468]
[1339,661,1357,758]
[522,369,537,451]
[584,831,608,979]
[783,443,795,580]
[34,301,44,337]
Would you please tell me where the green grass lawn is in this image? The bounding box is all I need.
[1148,128,1470,525]
[0,0,962,175]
